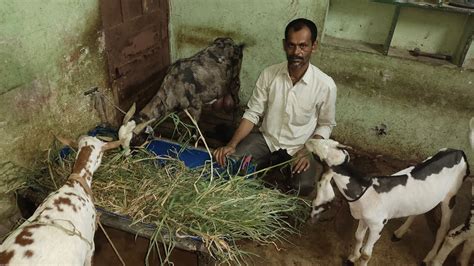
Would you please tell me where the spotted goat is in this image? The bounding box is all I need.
[119,37,245,152]
[0,136,122,265]
[431,118,474,266]
[305,139,470,266]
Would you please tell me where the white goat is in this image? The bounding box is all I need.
[118,103,154,154]
[0,135,122,265]
[305,139,470,266]
[431,118,474,266]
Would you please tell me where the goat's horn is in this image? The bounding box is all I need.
[133,118,156,134]
[123,103,136,124]
[470,117,474,130]
[55,135,78,149]
[102,140,123,151]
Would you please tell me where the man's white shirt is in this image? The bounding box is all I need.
[243,62,337,155]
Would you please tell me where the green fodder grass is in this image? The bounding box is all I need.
[24,146,310,265]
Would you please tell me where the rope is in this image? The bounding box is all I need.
[97,91,127,115]
[98,221,126,266]
[10,219,94,249]
[85,88,126,115]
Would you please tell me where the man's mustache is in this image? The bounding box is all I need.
[287,55,304,61]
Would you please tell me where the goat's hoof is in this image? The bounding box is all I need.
[419,262,427,266]
[391,233,402,242]
[343,259,355,266]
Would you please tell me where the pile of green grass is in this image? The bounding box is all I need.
[23,144,309,264]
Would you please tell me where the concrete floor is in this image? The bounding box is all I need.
[239,204,454,266]
[92,149,472,265]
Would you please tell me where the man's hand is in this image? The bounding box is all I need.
[212,118,255,167]
[213,145,236,167]
[292,134,323,174]
[292,147,311,174]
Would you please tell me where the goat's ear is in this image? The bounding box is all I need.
[102,140,123,151]
[133,118,156,134]
[123,103,136,124]
[55,135,78,149]
[337,143,353,150]
[306,139,329,160]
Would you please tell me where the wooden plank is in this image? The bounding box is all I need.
[105,3,170,115]
[105,10,168,79]
[106,23,158,76]
[101,0,123,29]
[113,43,166,79]
[97,207,209,254]
[121,0,143,21]
[102,0,170,124]
[18,191,210,255]
[142,0,160,13]
[113,68,166,111]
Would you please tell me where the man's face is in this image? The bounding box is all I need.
[283,26,317,69]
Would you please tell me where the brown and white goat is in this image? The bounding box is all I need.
[431,118,474,266]
[0,135,122,265]
[305,139,470,266]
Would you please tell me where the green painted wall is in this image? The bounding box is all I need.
[0,0,109,227]
[316,46,473,163]
[169,0,474,167]
[325,0,395,45]
[169,0,330,102]
[0,0,472,231]
[392,7,466,55]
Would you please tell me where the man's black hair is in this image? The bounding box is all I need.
[284,18,318,43]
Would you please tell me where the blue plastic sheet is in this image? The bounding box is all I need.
[146,139,256,178]
[61,126,256,178]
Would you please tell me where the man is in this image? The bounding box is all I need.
[213,18,337,196]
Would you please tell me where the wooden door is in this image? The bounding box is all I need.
[100,0,170,123]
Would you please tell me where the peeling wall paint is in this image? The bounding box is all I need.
[0,0,112,225]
